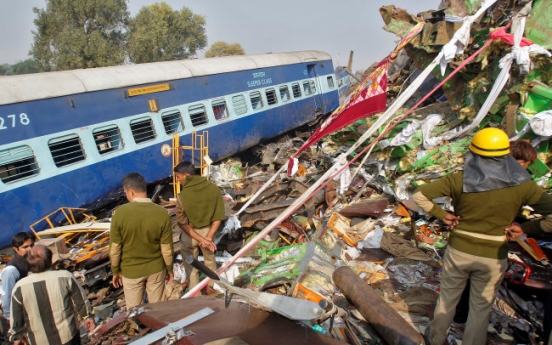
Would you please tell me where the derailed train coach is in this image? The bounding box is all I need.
[0,50,339,248]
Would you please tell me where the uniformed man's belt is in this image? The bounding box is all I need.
[454,229,507,242]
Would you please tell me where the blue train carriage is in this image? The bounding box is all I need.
[334,66,352,102]
[0,50,339,248]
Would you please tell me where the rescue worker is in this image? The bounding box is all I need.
[413,128,547,345]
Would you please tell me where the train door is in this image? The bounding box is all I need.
[306,64,326,115]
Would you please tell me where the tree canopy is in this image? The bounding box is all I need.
[30,0,129,71]
[127,2,207,64]
[205,41,246,58]
[0,60,39,76]
[27,1,209,70]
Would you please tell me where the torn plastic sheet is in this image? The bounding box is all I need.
[335,166,351,195]
[439,0,499,75]
[385,114,444,151]
[395,175,415,202]
[442,52,513,141]
[441,6,551,142]
[389,121,421,146]
[508,1,551,74]
[173,262,187,283]
[214,216,241,245]
[529,110,552,137]
[421,114,443,149]
[357,225,384,249]
[332,156,351,195]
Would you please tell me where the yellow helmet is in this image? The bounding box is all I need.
[469,128,510,156]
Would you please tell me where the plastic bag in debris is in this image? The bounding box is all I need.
[382,114,443,149]
[214,216,241,245]
[173,262,186,284]
[345,246,360,260]
[421,114,443,149]
[333,163,351,195]
[213,264,241,292]
[389,121,421,147]
[529,110,552,137]
[394,176,415,203]
[347,218,377,243]
[357,225,384,249]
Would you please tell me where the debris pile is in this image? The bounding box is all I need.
[1,0,551,344]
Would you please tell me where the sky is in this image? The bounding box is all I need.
[0,0,437,72]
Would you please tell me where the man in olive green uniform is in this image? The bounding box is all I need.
[413,128,546,345]
[174,161,225,292]
[109,173,174,308]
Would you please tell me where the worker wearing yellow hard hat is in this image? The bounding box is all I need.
[412,127,547,345]
[468,127,510,156]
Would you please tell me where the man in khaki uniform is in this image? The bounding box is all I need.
[174,161,225,293]
[414,129,545,345]
[109,173,174,307]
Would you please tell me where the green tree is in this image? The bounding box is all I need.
[30,0,129,71]
[205,41,246,58]
[128,2,207,64]
[11,59,39,75]
[0,64,9,76]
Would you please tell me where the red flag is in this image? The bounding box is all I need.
[293,59,388,158]
[287,23,423,175]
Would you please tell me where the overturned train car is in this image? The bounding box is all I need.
[0,50,339,247]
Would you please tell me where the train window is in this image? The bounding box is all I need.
[0,145,39,183]
[162,111,184,134]
[327,76,335,89]
[250,91,263,110]
[303,81,312,95]
[279,86,290,102]
[310,80,316,93]
[130,117,156,144]
[232,95,248,116]
[291,83,302,98]
[93,125,123,155]
[212,100,229,121]
[266,88,278,106]
[189,104,209,127]
[48,134,86,168]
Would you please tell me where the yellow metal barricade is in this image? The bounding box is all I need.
[172,131,209,198]
[29,207,96,240]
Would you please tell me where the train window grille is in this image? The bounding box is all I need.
[250,91,263,110]
[161,111,184,134]
[232,95,248,116]
[0,145,39,183]
[130,117,156,144]
[303,81,312,95]
[310,80,316,93]
[266,88,278,106]
[189,105,209,127]
[291,83,302,98]
[327,76,335,89]
[212,100,229,121]
[48,134,86,168]
[93,125,123,155]
[279,86,290,102]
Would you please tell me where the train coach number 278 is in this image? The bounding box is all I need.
[0,113,30,130]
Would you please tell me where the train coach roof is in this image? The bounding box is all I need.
[0,50,331,106]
